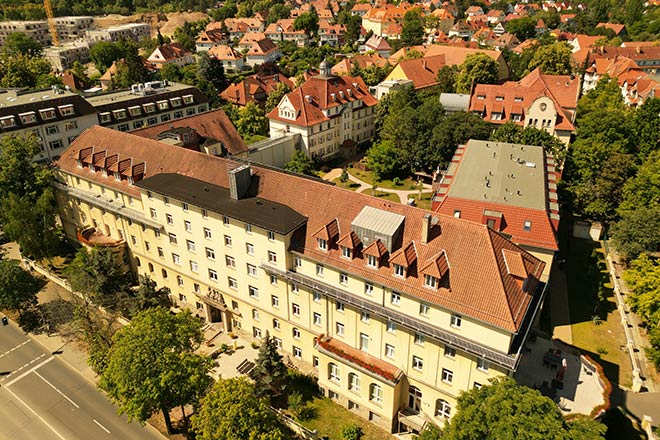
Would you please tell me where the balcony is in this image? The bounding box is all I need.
[77,227,124,248]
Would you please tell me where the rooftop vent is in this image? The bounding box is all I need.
[351,206,405,253]
[305,95,312,103]
[228,164,252,200]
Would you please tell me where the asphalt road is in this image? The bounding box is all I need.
[0,316,165,440]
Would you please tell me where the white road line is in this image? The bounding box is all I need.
[4,355,53,387]
[0,340,30,359]
[93,419,111,434]
[34,371,80,409]
[2,384,68,440]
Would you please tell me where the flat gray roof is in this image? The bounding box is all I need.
[446,140,547,211]
[351,205,405,236]
[85,82,195,106]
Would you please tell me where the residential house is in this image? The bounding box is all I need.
[265,19,309,46]
[147,43,195,70]
[245,38,281,67]
[430,8,455,33]
[85,23,150,43]
[487,9,506,25]
[596,22,626,37]
[384,55,448,90]
[362,4,411,36]
[220,72,294,107]
[319,20,346,46]
[239,32,268,51]
[208,45,245,73]
[351,3,372,17]
[210,18,265,40]
[363,35,392,57]
[587,45,660,75]
[331,54,390,75]
[196,29,228,52]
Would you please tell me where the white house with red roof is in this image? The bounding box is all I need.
[245,38,281,67]
[267,61,378,161]
[432,139,559,281]
[146,43,194,70]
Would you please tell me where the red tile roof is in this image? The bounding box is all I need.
[220,73,293,107]
[392,55,447,89]
[56,126,545,333]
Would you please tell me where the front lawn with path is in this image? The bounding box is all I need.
[350,168,420,191]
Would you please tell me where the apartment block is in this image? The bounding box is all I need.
[54,126,546,435]
[54,16,94,40]
[44,42,91,72]
[0,20,51,47]
[85,23,151,43]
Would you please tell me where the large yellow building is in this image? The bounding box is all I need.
[54,126,546,435]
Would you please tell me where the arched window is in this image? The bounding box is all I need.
[161,268,168,278]
[435,399,451,419]
[135,257,141,267]
[348,373,360,392]
[328,363,340,382]
[148,262,154,273]
[369,383,382,403]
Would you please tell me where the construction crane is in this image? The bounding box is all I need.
[44,0,59,46]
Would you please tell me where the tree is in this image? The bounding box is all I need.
[236,102,269,138]
[442,377,606,440]
[340,424,363,440]
[173,19,209,52]
[337,11,361,46]
[610,207,660,262]
[158,62,182,82]
[0,52,56,89]
[401,8,425,46]
[191,377,286,440]
[268,4,291,24]
[265,81,291,113]
[454,53,499,93]
[2,32,42,57]
[505,17,536,40]
[131,275,171,314]
[415,423,442,440]
[284,150,317,176]
[249,331,288,403]
[197,51,228,91]
[429,111,491,168]
[90,41,124,72]
[71,61,90,84]
[630,97,660,160]
[100,307,213,434]
[436,65,458,93]
[0,257,43,313]
[619,151,660,214]
[526,42,573,76]
[293,8,320,39]
[66,246,130,307]
[112,39,149,89]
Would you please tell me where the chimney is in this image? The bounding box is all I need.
[273,73,279,82]
[305,95,312,103]
[421,213,431,244]
[228,165,252,200]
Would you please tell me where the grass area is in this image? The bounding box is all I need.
[243,134,268,144]
[298,397,395,440]
[372,190,401,203]
[332,177,361,191]
[413,192,435,210]
[564,237,632,387]
[350,168,419,191]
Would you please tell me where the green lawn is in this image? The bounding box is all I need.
[564,238,632,387]
[414,192,435,210]
[350,168,419,191]
[332,177,361,191]
[243,134,268,144]
[371,190,401,203]
[298,397,396,440]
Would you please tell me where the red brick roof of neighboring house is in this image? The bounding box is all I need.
[209,18,264,33]
[621,41,660,48]
[265,18,307,37]
[596,22,626,35]
[331,54,389,75]
[352,3,373,13]
[267,73,377,127]
[363,3,412,23]
[220,73,294,106]
[432,8,455,19]
[196,29,226,45]
[56,126,545,333]
[585,56,640,76]
[587,45,660,68]
[247,38,279,56]
[392,55,447,89]
[469,67,579,131]
[383,22,403,36]
[433,140,559,251]
[365,34,391,52]
[389,44,505,70]
[512,38,537,54]
[239,32,267,47]
[207,45,242,61]
[129,108,248,156]
[60,71,90,91]
[148,43,191,63]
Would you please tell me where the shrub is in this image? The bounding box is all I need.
[340,167,349,183]
[393,177,402,186]
[340,424,363,440]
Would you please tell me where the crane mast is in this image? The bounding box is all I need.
[44,0,59,46]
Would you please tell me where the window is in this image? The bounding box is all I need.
[360,333,369,351]
[341,246,351,259]
[523,220,532,231]
[435,399,451,419]
[189,260,198,273]
[224,235,231,246]
[252,309,259,320]
[295,256,302,268]
[292,303,300,316]
[177,276,184,286]
[205,247,215,260]
[271,295,279,308]
[386,321,396,334]
[209,269,218,281]
[182,202,189,211]
[161,268,168,279]
[172,253,180,265]
[186,240,196,252]
[370,384,382,404]
[450,314,462,328]
[249,286,259,298]
[169,233,178,245]
[316,264,324,276]
[419,303,430,316]
[293,346,302,358]
[291,283,299,293]
[336,301,344,312]
[246,243,254,255]
[150,208,157,219]
[444,346,456,358]
[364,283,374,295]
[247,264,257,277]
[474,382,482,390]
[424,274,438,289]
[245,223,252,233]
[442,368,453,383]
[385,343,395,358]
[273,318,281,330]
[253,327,262,338]
[46,125,59,135]
[348,373,360,392]
[412,355,424,371]
[313,312,322,326]
[477,358,489,372]
[194,283,201,293]
[183,220,192,233]
[268,251,277,263]
[414,333,425,345]
[336,322,345,336]
[179,293,186,302]
[339,273,348,285]
[163,196,169,205]
[292,328,301,339]
[202,209,208,218]
[268,231,275,241]
[313,356,319,368]
[225,255,236,268]
[391,292,401,305]
[270,275,278,286]
[313,291,321,302]
[157,247,165,258]
[222,215,229,225]
[366,254,377,267]
[273,337,282,348]
[393,264,404,277]
[317,238,327,250]
[361,311,370,323]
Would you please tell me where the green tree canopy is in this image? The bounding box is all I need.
[90,41,125,72]
[2,32,42,57]
[0,257,44,312]
[173,19,209,52]
[293,8,320,38]
[454,53,499,93]
[505,17,536,40]
[435,65,458,93]
[192,377,286,440]
[610,207,660,262]
[0,51,56,89]
[401,8,425,46]
[367,140,406,179]
[265,81,291,113]
[284,149,317,176]
[525,42,573,76]
[66,246,131,306]
[619,151,660,214]
[100,307,213,434]
[111,39,149,89]
[442,377,606,440]
[236,101,269,138]
[490,122,568,166]
[249,331,288,403]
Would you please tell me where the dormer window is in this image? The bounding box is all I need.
[477,94,485,99]
[424,274,439,289]
[366,254,377,268]
[157,100,169,110]
[143,103,156,113]
[170,97,182,107]
[491,112,503,121]
[39,108,56,120]
[523,220,532,231]
[112,109,127,120]
[128,106,141,117]
[393,263,404,277]
[495,96,504,101]
[341,246,351,259]
[19,112,36,125]
[99,112,111,123]
[317,238,327,250]
[0,116,16,129]
[182,94,194,105]
[58,105,74,116]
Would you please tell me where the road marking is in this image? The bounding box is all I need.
[34,371,80,409]
[93,419,111,434]
[0,340,30,359]
[2,384,67,440]
[4,355,53,386]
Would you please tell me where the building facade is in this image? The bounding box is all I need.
[54,127,546,435]
[85,23,151,43]
[44,42,91,72]
[0,20,51,47]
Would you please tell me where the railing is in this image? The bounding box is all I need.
[261,264,519,369]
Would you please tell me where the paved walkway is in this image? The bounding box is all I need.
[322,167,433,204]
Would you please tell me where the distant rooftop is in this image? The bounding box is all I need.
[85,82,196,106]
[0,87,79,107]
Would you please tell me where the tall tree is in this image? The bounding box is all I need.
[192,377,286,440]
[66,246,131,307]
[454,53,499,93]
[197,51,228,91]
[0,257,44,313]
[284,150,317,176]
[293,7,320,39]
[442,377,606,440]
[2,32,42,57]
[249,331,288,403]
[112,39,149,89]
[505,17,536,40]
[100,307,213,434]
[236,102,269,138]
[525,42,573,76]
[89,41,125,72]
[265,81,291,113]
[173,19,209,52]
[436,65,458,93]
[610,207,660,262]
[401,8,425,47]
